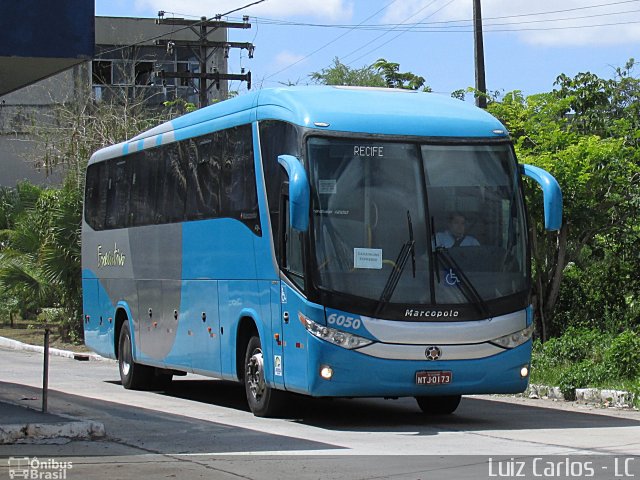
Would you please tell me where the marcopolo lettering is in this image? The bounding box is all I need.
[405,309,459,318]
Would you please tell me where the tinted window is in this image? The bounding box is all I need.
[221,126,259,226]
[104,159,131,229]
[83,124,260,234]
[258,121,301,260]
[130,151,163,226]
[186,137,221,220]
[159,142,188,223]
[84,162,107,230]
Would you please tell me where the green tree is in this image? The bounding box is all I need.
[310,57,386,87]
[310,57,432,91]
[0,93,179,341]
[372,58,431,92]
[0,183,49,320]
[488,60,640,339]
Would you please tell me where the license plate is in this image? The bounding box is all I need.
[416,370,452,386]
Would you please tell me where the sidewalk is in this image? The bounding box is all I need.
[0,336,106,362]
[0,336,107,444]
[0,400,105,444]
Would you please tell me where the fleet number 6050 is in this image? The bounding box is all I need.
[327,313,362,330]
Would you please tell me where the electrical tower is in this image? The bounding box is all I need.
[155,15,254,108]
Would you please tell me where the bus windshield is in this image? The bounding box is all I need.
[308,137,528,315]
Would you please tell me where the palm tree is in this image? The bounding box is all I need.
[0,181,82,340]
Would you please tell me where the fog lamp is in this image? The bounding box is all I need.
[320,366,333,380]
[520,365,529,378]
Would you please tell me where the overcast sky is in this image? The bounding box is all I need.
[95,0,640,98]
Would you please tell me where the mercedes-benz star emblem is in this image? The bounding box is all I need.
[425,346,441,361]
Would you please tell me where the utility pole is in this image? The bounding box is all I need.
[473,0,487,109]
[156,15,254,108]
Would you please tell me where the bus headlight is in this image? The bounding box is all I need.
[490,323,534,349]
[299,313,373,350]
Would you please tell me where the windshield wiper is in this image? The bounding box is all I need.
[407,211,416,278]
[374,211,415,317]
[434,246,491,319]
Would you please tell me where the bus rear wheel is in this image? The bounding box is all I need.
[415,395,461,415]
[118,321,154,390]
[244,335,285,417]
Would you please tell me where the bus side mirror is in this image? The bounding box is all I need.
[521,164,563,231]
[278,155,310,232]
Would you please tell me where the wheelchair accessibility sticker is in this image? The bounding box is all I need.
[444,268,460,286]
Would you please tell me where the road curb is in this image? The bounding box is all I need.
[0,399,106,445]
[0,336,112,362]
[575,388,636,408]
[0,418,106,444]
[527,384,636,408]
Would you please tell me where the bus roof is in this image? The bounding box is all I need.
[89,86,509,164]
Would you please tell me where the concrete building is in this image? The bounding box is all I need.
[0,16,244,187]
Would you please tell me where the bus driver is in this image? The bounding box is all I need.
[435,212,480,248]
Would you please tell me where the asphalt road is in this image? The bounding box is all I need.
[0,346,639,479]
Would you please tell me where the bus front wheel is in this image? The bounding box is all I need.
[244,335,285,417]
[415,395,461,415]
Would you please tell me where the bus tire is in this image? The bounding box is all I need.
[244,335,285,417]
[415,395,461,415]
[118,321,153,390]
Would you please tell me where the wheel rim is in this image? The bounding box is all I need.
[246,348,265,402]
[120,332,132,377]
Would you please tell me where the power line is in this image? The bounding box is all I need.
[339,18,640,34]
[235,7,640,31]
[340,0,444,63]
[264,0,402,80]
[436,0,640,22]
[223,0,266,18]
[264,7,640,32]
[231,0,640,30]
[346,0,457,66]
[223,10,640,36]
[468,18,640,32]
[96,0,265,58]
[427,7,640,29]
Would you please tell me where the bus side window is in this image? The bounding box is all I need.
[158,143,188,223]
[130,151,162,227]
[220,125,260,232]
[85,162,107,230]
[105,159,131,229]
[281,190,305,290]
[186,137,221,220]
[259,120,301,259]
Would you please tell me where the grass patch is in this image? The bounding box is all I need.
[0,317,89,353]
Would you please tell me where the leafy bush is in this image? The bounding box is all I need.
[534,328,639,404]
[550,326,610,363]
[558,359,611,400]
[605,330,640,379]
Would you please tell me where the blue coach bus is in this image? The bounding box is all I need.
[82,86,562,416]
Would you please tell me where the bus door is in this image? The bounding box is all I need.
[279,282,310,392]
[270,280,285,389]
[82,277,101,350]
[278,190,311,392]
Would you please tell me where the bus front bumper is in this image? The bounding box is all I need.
[304,336,532,398]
